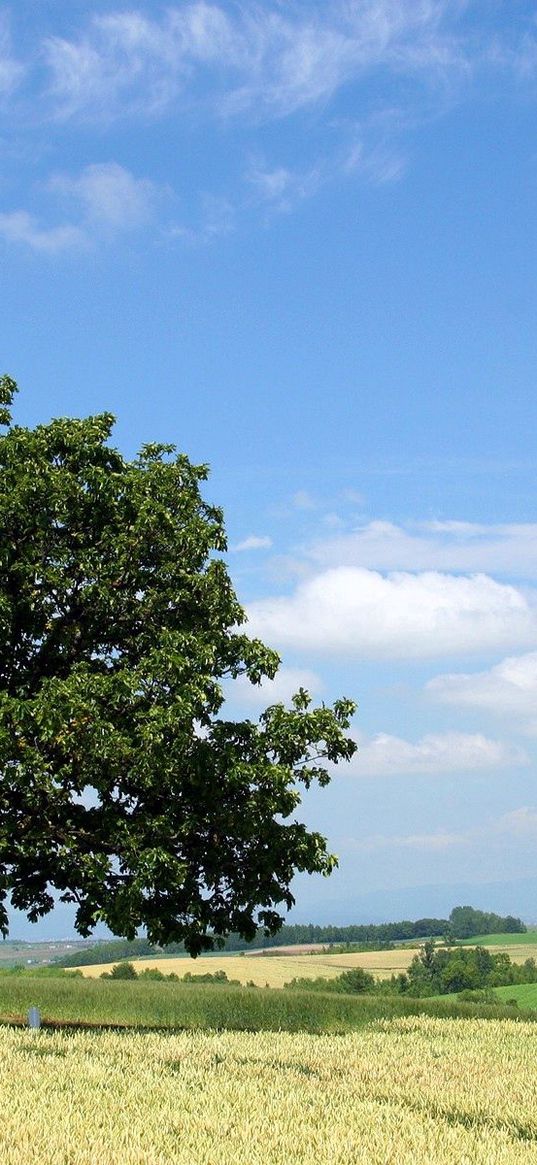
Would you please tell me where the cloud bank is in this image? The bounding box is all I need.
[247,568,537,659]
[308,520,537,578]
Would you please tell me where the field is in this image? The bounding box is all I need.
[0,975,524,1031]
[495,984,537,1008]
[77,948,422,986]
[459,931,537,947]
[1,1016,537,1163]
[77,940,537,987]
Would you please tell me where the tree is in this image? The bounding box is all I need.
[0,377,356,954]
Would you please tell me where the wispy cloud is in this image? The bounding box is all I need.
[0,14,24,98]
[233,535,273,552]
[346,806,537,854]
[49,162,160,231]
[247,567,537,660]
[41,3,468,123]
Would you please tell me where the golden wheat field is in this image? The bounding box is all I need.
[77,948,422,985]
[77,940,537,987]
[1,1016,536,1163]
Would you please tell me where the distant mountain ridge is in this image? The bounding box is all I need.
[7,875,537,940]
[288,876,537,927]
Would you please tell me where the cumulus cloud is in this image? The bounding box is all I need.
[428,651,537,732]
[308,519,537,578]
[352,730,528,777]
[247,567,537,660]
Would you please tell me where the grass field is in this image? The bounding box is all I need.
[459,931,537,947]
[1,1016,537,1163]
[0,974,527,1032]
[494,983,537,1008]
[76,948,422,986]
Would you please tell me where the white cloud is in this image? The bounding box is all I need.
[42,2,468,122]
[428,651,537,732]
[348,828,467,853]
[247,567,537,660]
[292,490,317,511]
[49,162,160,230]
[0,163,162,253]
[352,730,528,777]
[0,15,23,96]
[308,519,537,577]
[345,806,537,854]
[0,211,84,253]
[248,160,322,212]
[229,667,322,711]
[233,535,272,552]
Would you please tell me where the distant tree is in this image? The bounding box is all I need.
[0,377,356,954]
[448,906,526,939]
[102,962,138,980]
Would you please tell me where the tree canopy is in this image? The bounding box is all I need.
[0,377,356,953]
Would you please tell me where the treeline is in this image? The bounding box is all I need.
[55,905,526,967]
[447,905,525,939]
[285,943,537,999]
[397,941,537,996]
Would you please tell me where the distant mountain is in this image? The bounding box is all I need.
[7,875,537,940]
[288,876,537,927]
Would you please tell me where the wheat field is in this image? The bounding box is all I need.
[77,948,421,985]
[76,940,537,987]
[1,1016,536,1163]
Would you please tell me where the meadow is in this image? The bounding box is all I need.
[459,931,537,947]
[1,1016,537,1163]
[494,983,537,1008]
[0,975,525,1032]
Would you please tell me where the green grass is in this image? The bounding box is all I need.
[0,974,532,1034]
[493,983,537,1008]
[458,930,537,946]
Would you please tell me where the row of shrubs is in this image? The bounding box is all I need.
[100,964,246,985]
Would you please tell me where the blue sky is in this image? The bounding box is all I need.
[3,1,537,934]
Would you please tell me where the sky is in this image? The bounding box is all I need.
[2,0,537,936]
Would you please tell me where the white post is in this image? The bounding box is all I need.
[27,1007,41,1029]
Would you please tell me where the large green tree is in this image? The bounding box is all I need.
[0,377,356,953]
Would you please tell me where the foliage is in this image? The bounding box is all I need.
[55,907,500,966]
[285,967,376,994]
[101,962,138,980]
[0,377,356,954]
[55,938,158,967]
[447,906,526,939]
[395,940,537,996]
